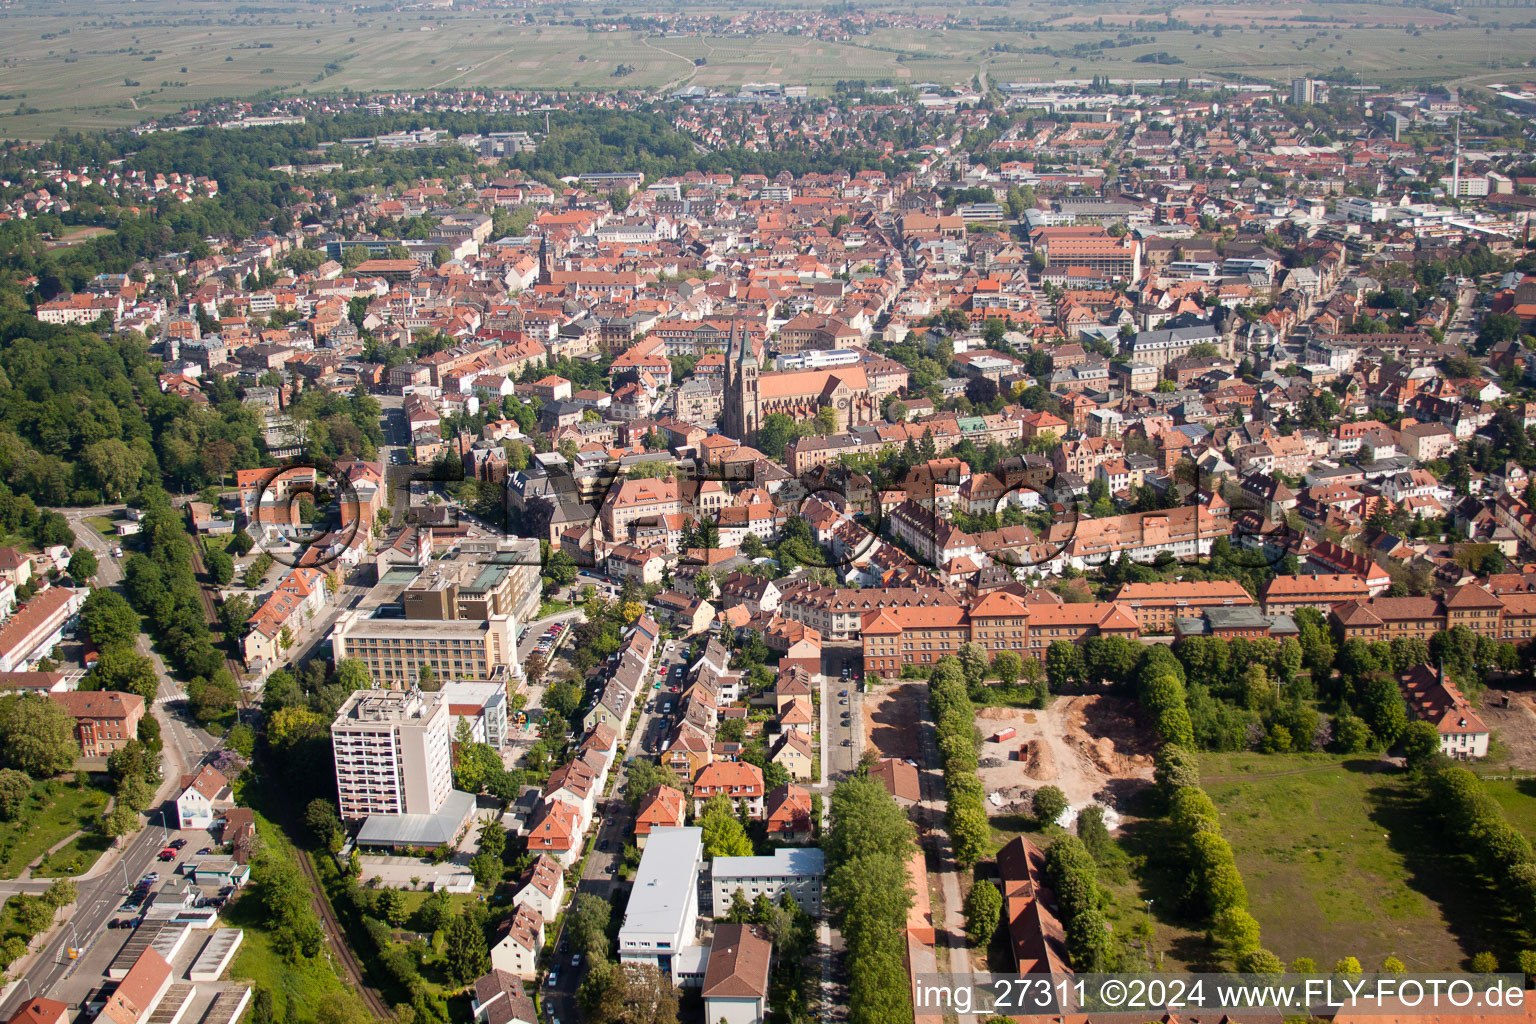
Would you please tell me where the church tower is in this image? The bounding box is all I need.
[724,324,758,442]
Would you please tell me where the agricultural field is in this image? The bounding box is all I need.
[1196,753,1489,972]
[1,0,1535,138]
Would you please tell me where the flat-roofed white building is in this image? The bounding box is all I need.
[709,848,825,918]
[440,679,510,749]
[619,827,704,985]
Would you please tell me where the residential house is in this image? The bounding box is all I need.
[764,784,813,844]
[490,904,545,980]
[693,761,765,818]
[769,731,814,781]
[470,970,537,1024]
[1398,666,1490,760]
[176,765,232,830]
[512,853,566,922]
[702,924,773,1024]
[634,785,686,847]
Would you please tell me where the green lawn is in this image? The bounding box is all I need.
[0,782,110,880]
[1194,753,1479,972]
[537,598,573,619]
[34,829,113,878]
[85,514,122,537]
[1484,778,1536,840]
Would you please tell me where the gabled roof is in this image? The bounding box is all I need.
[701,923,772,1001]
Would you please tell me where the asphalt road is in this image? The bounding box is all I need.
[542,639,683,1024]
[6,510,220,1017]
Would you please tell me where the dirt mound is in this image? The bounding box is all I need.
[1064,694,1157,760]
[977,706,1015,721]
[1067,731,1152,776]
[1018,738,1058,781]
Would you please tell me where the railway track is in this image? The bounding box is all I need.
[294,846,395,1021]
[184,533,250,682]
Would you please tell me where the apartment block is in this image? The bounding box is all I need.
[331,689,454,821]
[710,848,825,918]
[330,609,515,687]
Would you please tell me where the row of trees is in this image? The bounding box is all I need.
[0,880,77,978]
[1044,834,1115,970]
[120,488,227,679]
[928,656,990,869]
[1154,747,1276,971]
[1421,754,1536,936]
[825,776,917,1024]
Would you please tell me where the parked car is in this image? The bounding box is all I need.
[157,850,175,862]
[841,739,851,746]
[547,972,558,988]
[169,839,187,849]
[839,689,847,697]
[571,954,582,967]
[197,848,212,856]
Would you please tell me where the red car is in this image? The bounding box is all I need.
[157,850,176,862]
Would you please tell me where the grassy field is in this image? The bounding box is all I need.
[1484,777,1536,839]
[0,0,1531,138]
[1194,753,1490,972]
[225,799,374,1024]
[0,781,109,880]
[34,828,112,878]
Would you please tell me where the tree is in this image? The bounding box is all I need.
[79,588,140,647]
[567,893,612,960]
[304,799,342,848]
[0,694,78,778]
[1472,951,1499,973]
[205,545,235,586]
[1046,641,1083,694]
[1400,720,1441,769]
[623,759,681,807]
[67,548,98,582]
[116,772,152,813]
[377,887,408,927]
[86,645,159,703]
[444,911,490,985]
[1238,948,1285,975]
[523,650,548,686]
[1333,956,1362,975]
[992,650,1022,687]
[1212,907,1261,959]
[188,670,240,724]
[699,794,753,857]
[0,769,30,820]
[963,881,1002,946]
[219,592,254,641]
[334,658,372,692]
[104,803,139,837]
[1032,785,1068,827]
[1153,745,1199,802]
[42,878,76,910]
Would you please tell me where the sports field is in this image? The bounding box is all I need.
[0,0,1531,138]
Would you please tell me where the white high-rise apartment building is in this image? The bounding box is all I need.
[331,689,453,821]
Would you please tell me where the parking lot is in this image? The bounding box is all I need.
[42,821,247,1015]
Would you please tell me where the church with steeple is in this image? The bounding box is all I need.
[722,325,884,443]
